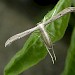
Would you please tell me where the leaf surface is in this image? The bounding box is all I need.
[62,27,75,75]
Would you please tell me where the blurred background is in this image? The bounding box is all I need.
[0,0,74,75]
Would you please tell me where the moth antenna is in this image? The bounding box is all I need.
[48,31,55,37]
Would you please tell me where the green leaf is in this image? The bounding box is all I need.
[62,27,75,75]
[4,0,72,75]
[72,0,75,6]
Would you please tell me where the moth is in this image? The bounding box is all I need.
[5,7,75,64]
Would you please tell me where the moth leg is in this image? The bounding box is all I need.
[46,46,55,64]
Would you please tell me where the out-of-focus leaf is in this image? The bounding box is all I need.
[4,0,72,75]
[72,0,75,6]
[62,27,75,75]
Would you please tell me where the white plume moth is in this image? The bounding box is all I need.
[5,7,75,64]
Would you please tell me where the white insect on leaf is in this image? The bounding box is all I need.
[5,7,75,64]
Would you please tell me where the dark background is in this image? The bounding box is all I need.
[0,0,73,75]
